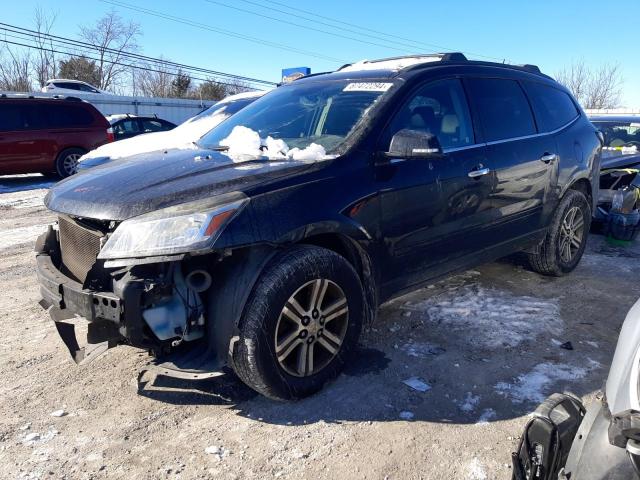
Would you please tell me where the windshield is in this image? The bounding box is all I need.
[593,121,640,148]
[199,80,393,154]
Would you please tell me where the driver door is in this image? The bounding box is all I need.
[376,78,495,295]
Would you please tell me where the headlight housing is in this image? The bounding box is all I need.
[97,192,248,259]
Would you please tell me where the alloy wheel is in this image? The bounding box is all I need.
[274,279,349,377]
[63,153,82,176]
[559,206,584,263]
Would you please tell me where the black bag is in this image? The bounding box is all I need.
[512,393,586,480]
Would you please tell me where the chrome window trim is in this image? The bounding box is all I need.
[443,143,486,153]
[484,115,581,147]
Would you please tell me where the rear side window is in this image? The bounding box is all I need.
[44,104,95,128]
[141,119,167,132]
[0,104,27,131]
[523,82,579,132]
[466,78,536,142]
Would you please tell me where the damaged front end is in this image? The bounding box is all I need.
[36,192,248,376]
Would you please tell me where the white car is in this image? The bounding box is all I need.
[42,79,108,95]
[77,90,266,171]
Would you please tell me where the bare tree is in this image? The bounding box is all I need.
[0,44,33,91]
[556,61,623,109]
[32,7,58,88]
[135,59,175,97]
[79,10,141,91]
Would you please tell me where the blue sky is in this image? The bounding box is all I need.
[4,0,640,106]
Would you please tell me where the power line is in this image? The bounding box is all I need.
[243,0,506,62]
[203,0,412,55]
[100,0,349,64]
[0,37,266,90]
[0,23,277,87]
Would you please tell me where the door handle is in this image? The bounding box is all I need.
[468,167,490,178]
[540,153,558,164]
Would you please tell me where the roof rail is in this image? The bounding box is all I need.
[520,64,542,74]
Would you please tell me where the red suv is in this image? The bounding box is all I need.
[0,96,113,178]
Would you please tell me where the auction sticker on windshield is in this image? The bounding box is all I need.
[343,82,393,92]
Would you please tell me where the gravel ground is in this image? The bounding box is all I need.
[1,174,639,480]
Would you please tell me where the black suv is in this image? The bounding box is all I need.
[36,53,601,400]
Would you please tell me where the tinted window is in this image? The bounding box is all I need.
[55,82,80,91]
[141,119,169,132]
[0,104,27,131]
[44,104,95,128]
[466,78,536,142]
[524,82,579,132]
[385,79,474,149]
[113,119,140,135]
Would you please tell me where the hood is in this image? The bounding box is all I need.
[606,297,640,416]
[46,148,315,221]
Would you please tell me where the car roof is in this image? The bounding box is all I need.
[292,53,551,85]
[47,79,95,85]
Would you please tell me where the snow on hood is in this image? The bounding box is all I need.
[219,125,333,162]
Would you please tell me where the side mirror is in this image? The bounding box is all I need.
[386,129,443,159]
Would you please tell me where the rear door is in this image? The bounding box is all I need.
[465,77,557,238]
[377,78,494,294]
[0,102,53,174]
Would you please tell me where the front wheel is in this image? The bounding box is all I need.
[232,245,364,400]
[528,189,591,276]
[54,148,85,178]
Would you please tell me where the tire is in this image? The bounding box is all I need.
[232,245,364,400]
[527,189,591,276]
[54,148,85,178]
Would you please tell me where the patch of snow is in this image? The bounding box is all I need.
[458,393,480,413]
[400,284,562,349]
[401,341,445,358]
[205,445,230,460]
[0,191,46,209]
[219,126,331,163]
[585,341,599,348]
[0,224,47,249]
[476,408,497,425]
[399,411,415,420]
[402,377,431,392]
[495,363,589,404]
[466,458,487,480]
[551,338,563,347]
[50,409,66,417]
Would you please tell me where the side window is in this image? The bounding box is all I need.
[466,78,536,142]
[141,119,165,132]
[45,104,95,128]
[523,82,579,132]
[113,119,141,135]
[0,104,26,131]
[384,79,474,150]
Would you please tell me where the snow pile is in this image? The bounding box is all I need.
[340,56,441,72]
[458,392,480,413]
[475,408,497,425]
[466,458,487,480]
[495,363,589,404]
[219,125,331,162]
[400,284,562,349]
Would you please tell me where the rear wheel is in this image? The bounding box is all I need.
[232,245,364,400]
[528,189,591,276]
[54,148,84,178]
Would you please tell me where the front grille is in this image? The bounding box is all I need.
[58,216,103,283]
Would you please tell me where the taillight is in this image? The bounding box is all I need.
[106,127,115,143]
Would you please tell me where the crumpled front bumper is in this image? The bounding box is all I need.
[35,227,146,364]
